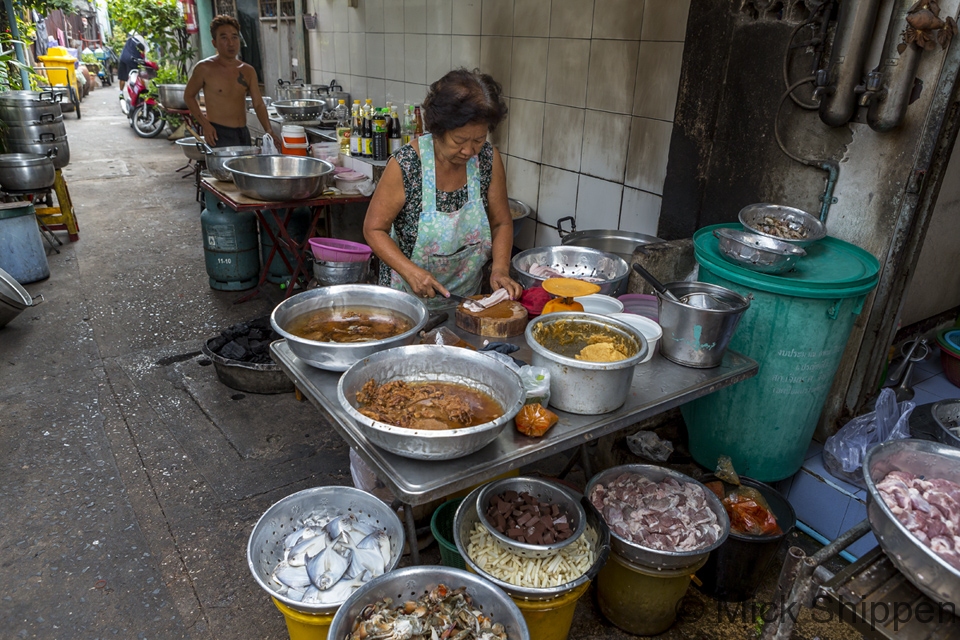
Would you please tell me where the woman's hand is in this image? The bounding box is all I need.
[490,268,523,299]
[404,264,449,299]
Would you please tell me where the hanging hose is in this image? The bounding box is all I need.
[774,77,840,222]
[783,2,833,110]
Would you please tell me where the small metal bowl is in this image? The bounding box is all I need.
[586,464,730,571]
[508,197,532,221]
[475,476,587,559]
[205,145,260,182]
[271,285,429,372]
[337,345,526,460]
[511,246,630,296]
[327,566,530,640]
[713,227,807,274]
[246,486,405,615]
[454,485,611,601]
[738,203,826,247]
[175,136,205,162]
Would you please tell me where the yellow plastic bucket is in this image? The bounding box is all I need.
[272,597,334,640]
[596,552,706,636]
[510,580,591,640]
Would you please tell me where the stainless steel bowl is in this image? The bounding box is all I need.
[205,145,260,182]
[224,155,334,201]
[175,137,206,162]
[338,345,525,460]
[273,99,325,121]
[157,83,187,109]
[455,485,611,601]
[246,486,404,614]
[328,565,530,639]
[312,259,370,287]
[512,246,630,296]
[738,203,827,248]
[508,197,532,221]
[586,464,730,571]
[0,265,43,328]
[526,312,647,415]
[864,438,960,605]
[475,476,587,559]
[271,285,429,371]
[713,227,807,274]
[657,281,750,369]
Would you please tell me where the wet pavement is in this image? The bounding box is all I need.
[1,92,863,639]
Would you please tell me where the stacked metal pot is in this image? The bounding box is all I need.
[0,91,69,192]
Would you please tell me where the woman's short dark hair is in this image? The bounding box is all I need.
[422,68,508,138]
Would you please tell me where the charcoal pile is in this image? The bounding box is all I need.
[208,316,282,364]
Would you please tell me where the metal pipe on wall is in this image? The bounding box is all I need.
[868,0,927,131]
[818,0,884,126]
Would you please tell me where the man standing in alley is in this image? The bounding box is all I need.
[185,15,274,147]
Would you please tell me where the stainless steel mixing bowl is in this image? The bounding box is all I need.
[224,155,334,201]
[246,486,404,614]
[271,285,429,371]
[713,227,807,274]
[454,485,611,601]
[511,246,630,296]
[864,438,960,605]
[738,203,826,248]
[337,345,525,460]
[475,476,587,559]
[272,98,325,121]
[585,464,730,571]
[327,565,530,640]
[205,145,260,182]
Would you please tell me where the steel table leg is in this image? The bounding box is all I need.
[403,502,420,565]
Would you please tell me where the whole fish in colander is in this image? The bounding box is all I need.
[269,512,392,605]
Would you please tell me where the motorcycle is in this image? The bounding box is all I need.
[121,60,165,138]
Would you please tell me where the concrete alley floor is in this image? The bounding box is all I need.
[1,92,864,640]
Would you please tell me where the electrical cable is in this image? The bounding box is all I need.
[783,2,832,110]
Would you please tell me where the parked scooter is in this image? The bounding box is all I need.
[121,60,165,138]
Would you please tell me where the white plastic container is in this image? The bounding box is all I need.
[574,294,624,315]
[610,313,662,363]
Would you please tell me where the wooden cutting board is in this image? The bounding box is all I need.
[455,296,528,338]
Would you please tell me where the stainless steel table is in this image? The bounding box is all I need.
[271,327,758,563]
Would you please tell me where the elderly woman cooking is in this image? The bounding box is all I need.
[363,68,523,307]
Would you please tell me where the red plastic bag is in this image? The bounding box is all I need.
[722,489,782,536]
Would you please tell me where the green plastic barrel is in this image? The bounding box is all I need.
[681,225,880,482]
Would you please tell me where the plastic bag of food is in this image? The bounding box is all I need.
[515,403,558,437]
[519,365,551,407]
[723,489,782,536]
[626,430,674,462]
[823,388,914,489]
[420,326,473,348]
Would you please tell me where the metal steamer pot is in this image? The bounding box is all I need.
[557,216,662,264]
[0,90,63,124]
[0,153,56,191]
[4,125,69,169]
[157,84,188,110]
[276,79,328,101]
[323,79,350,111]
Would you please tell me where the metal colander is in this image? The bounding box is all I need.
[511,246,629,296]
[246,486,405,614]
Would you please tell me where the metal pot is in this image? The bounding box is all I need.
[0,265,43,328]
[5,120,67,140]
[526,312,648,414]
[204,145,260,182]
[0,90,63,125]
[4,129,69,169]
[0,153,56,191]
[656,281,750,368]
[157,83,188,109]
[276,79,328,101]
[223,155,333,201]
[557,216,662,264]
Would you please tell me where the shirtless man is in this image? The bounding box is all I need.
[185,15,273,147]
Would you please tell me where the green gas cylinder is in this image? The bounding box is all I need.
[200,192,260,290]
[259,207,312,284]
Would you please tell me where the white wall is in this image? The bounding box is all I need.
[305,0,690,249]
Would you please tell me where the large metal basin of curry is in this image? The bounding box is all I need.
[271,285,429,371]
[337,345,525,460]
[864,438,960,605]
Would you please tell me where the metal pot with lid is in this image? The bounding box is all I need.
[557,216,662,264]
[0,152,57,191]
[4,127,70,168]
[323,79,350,111]
[0,90,64,124]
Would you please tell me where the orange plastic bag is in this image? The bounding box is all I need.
[722,489,782,536]
[515,403,558,437]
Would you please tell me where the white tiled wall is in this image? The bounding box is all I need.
[306,0,690,247]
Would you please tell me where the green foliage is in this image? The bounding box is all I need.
[107,0,194,76]
[80,52,97,65]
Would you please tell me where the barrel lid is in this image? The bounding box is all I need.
[694,224,880,298]
[0,201,36,220]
